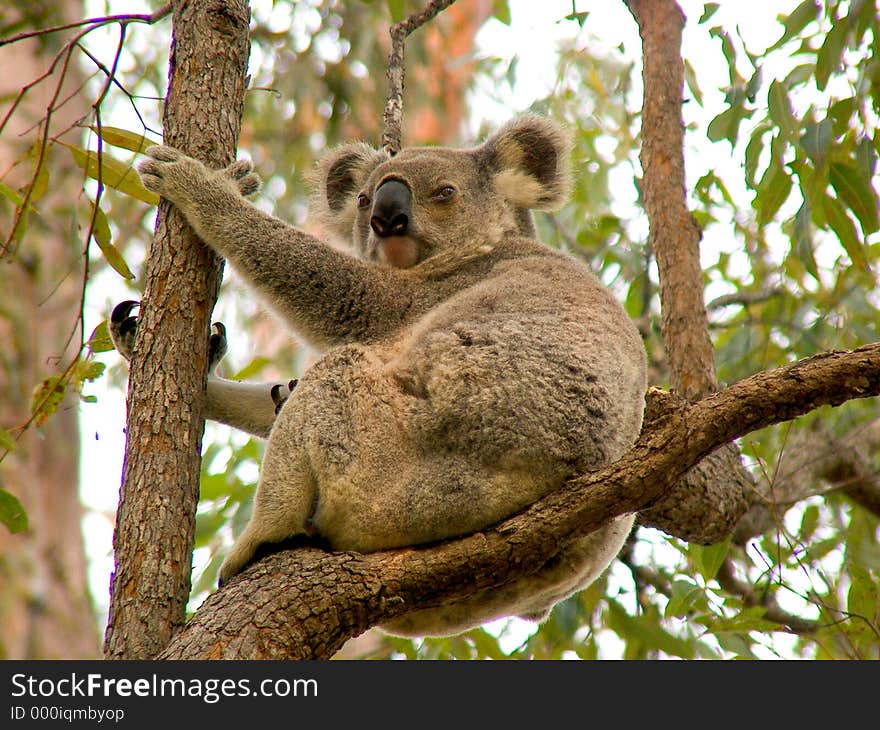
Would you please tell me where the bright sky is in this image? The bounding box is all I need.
[77,0,797,642]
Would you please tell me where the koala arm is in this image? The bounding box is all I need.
[204,379,281,439]
[137,146,417,349]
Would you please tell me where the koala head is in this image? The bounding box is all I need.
[309,115,572,268]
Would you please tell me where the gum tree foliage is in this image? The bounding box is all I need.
[0,0,877,659]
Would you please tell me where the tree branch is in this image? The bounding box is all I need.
[623,0,759,542]
[625,0,716,400]
[0,5,171,49]
[160,342,880,659]
[381,0,458,155]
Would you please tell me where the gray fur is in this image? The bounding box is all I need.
[119,116,647,636]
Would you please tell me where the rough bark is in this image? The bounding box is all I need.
[160,343,880,659]
[624,0,756,542]
[0,2,100,659]
[626,0,715,399]
[103,0,250,660]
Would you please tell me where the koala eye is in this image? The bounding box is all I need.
[356,192,370,209]
[431,185,457,202]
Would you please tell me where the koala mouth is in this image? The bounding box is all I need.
[375,234,420,269]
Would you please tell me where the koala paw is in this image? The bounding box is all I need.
[109,300,228,374]
[271,379,298,415]
[137,145,196,202]
[138,145,261,205]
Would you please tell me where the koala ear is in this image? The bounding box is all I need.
[309,143,388,241]
[481,115,572,211]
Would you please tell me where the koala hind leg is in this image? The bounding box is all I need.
[218,432,317,585]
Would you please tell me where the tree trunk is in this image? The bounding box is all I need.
[0,2,100,660]
[103,0,251,659]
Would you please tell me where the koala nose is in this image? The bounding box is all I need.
[370,179,411,237]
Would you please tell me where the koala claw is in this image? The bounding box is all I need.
[109,300,229,373]
[109,300,139,360]
[208,322,228,373]
[224,159,262,197]
[143,144,181,162]
[270,379,298,415]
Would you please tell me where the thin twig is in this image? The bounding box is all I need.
[1,8,168,258]
[707,287,785,311]
[381,0,458,155]
[0,5,171,49]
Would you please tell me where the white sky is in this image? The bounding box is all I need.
[77,0,799,646]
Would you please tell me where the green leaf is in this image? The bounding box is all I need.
[767,81,797,140]
[828,160,879,235]
[199,473,233,502]
[707,105,745,145]
[491,0,511,25]
[799,503,820,540]
[691,537,731,582]
[755,159,792,225]
[61,143,159,205]
[76,360,106,382]
[683,58,703,106]
[387,0,406,22]
[88,320,115,354]
[822,194,867,268]
[90,201,135,280]
[770,0,820,50]
[0,488,28,533]
[714,632,758,659]
[793,202,820,281]
[27,142,51,203]
[710,26,738,85]
[798,119,832,167]
[665,579,705,618]
[0,180,41,216]
[606,599,696,658]
[699,4,720,24]
[828,97,855,137]
[90,125,152,154]
[847,564,878,622]
[564,10,589,28]
[816,21,848,91]
[30,375,67,427]
[707,611,781,635]
[744,125,768,187]
[231,356,273,381]
[0,428,17,453]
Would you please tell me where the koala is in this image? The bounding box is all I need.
[112,116,648,637]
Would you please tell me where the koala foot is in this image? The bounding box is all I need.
[109,300,139,360]
[109,300,228,373]
[270,379,298,415]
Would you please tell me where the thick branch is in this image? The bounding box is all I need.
[104,0,250,660]
[160,343,880,659]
